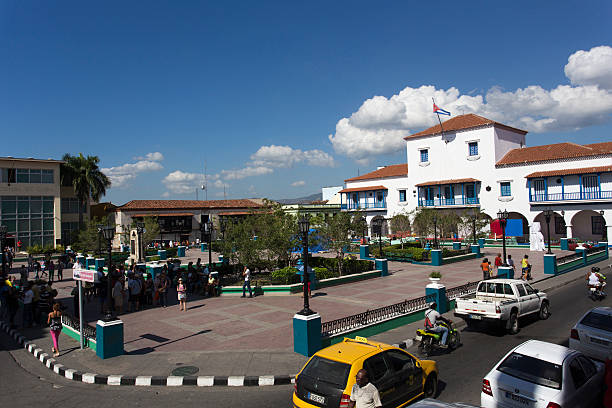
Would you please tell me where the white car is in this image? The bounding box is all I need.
[570,306,612,361]
[481,340,604,408]
[410,399,479,407]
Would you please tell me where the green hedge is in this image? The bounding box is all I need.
[310,257,374,275]
[26,245,57,255]
[271,266,300,284]
[314,267,338,280]
[441,248,468,258]
[383,247,429,261]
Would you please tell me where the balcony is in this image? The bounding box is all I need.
[341,201,386,210]
[530,190,612,203]
[418,197,480,207]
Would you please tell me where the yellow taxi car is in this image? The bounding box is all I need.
[293,336,438,408]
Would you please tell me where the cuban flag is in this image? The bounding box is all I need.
[433,103,451,116]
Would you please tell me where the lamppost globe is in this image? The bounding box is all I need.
[298,215,310,235]
[297,214,314,316]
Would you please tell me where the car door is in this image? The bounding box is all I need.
[514,283,530,315]
[576,355,603,406]
[363,353,397,408]
[383,350,423,405]
[565,356,589,408]
[523,283,541,313]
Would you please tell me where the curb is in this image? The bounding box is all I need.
[0,321,295,387]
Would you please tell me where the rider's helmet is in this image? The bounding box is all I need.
[592,266,600,273]
[430,302,437,309]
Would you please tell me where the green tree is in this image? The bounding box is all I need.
[257,205,299,268]
[61,153,111,229]
[72,216,110,254]
[318,212,361,276]
[457,209,490,243]
[130,217,160,248]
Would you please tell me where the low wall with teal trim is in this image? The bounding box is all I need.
[442,252,478,264]
[221,270,382,296]
[555,249,608,275]
[62,324,97,352]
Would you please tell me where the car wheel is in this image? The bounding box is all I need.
[508,312,519,334]
[539,302,549,320]
[423,374,438,398]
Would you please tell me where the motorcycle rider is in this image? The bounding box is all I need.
[587,267,604,296]
[424,302,451,349]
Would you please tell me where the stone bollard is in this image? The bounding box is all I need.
[96,319,124,359]
[426,280,448,314]
[94,258,105,270]
[76,255,85,267]
[478,238,485,249]
[86,256,95,270]
[498,266,513,279]
[452,242,461,250]
[375,259,388,276]
[431,249,442,266]
[201,243,207,252]
[560,238,569,251]
[177,246,186,257]
[157,249,167,260]
[149,263,163,280]
[136,263,147,275]
[359,245,370,260]
[544,254,557,275]
[470,244,481,257]
[293,313,322,357]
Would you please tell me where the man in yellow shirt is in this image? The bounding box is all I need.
[521,255,531,280]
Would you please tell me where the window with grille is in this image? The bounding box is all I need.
[468,142,478,156]
[500,182,512,197]
[420,149,429,163]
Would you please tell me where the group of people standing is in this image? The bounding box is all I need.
[480,253,532,281]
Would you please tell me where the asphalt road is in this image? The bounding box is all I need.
[1,275,609,408]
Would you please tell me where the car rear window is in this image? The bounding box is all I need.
[301,356,351,388]
[580,311,612,332]
[497,352,562,390]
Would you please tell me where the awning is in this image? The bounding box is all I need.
[130,213,194,217]
[525,165,612,178]
[339,185,387,193]
[415,178,479,187]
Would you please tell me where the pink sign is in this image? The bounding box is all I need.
[72,264,96,282]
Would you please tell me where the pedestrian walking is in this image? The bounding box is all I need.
[507,254,515,276]
[57,259,63,281]
[47,303,62,357]
[494,253,502,273]
[242,266,252,298]
[48,260,55,283]
[158,273,169,307]
[521,254,532,280]
[22,283,34,328]
[127,273,141,312]
[177,278,187,311]
[480,258,491,280]
[112,277,124,315]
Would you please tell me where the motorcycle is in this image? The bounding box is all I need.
[589,283,606,301]
[416,321,460,356]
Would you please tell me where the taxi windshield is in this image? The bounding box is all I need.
[302,356,351,388]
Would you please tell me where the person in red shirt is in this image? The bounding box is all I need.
[494,253,502,274]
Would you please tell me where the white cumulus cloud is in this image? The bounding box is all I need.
[291,180,305,187]
[250,145,335,168]
[329,45,612,162]
[161,170,217,195]
[221,166,273,180]
[102,152,164,188]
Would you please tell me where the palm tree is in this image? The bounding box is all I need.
[61,153,111,229]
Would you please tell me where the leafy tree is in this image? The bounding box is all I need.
[130,216,160,248]
[457,209,490,243]
[256,205,299,268]
[72,216,110,254]
[318,212,361,276]
[410,208,436,239]
[61,153,111,229]
[390,213,411,235]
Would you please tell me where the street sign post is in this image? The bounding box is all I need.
[72,263,95,349]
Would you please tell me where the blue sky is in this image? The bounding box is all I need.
[2,1,612,204]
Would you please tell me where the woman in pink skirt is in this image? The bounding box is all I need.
[47,303,62,357]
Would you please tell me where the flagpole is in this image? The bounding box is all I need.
[432,97,445,138]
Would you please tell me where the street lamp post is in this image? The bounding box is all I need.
[220,219,226,241]
[99,226,115,320]
[497,209,509,265]
[471,210,478,244]
[373,218,383,257]
[600,210,607,242]
[0,225,7,278]
[360,215,367,244]
[543,209,553,255]
[136,222,145,263]
[432,214,438,249]
[204,219,213,271]
[298,215,314,316]
[158,219,164,248]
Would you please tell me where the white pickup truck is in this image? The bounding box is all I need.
[454,279,550,334]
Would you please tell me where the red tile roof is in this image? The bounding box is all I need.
[496,142,612,166]
[130,212,195,217]
[345,163,407,182]
[118,199,264,211]
[339,185,387,193]
[404,114,527,140]
[415,178,479,187]
[525,165,612,178]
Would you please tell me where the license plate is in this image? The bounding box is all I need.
[415,334,422,341]
[308,392,325,404]
[505,391,530,405]
[469,314,482,320]
[591,337,610,346]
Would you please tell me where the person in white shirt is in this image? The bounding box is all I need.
[242,266,252,298]
[424,302,451,348]
[349,369,382,408]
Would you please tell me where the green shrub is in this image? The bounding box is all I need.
[314,267,338,280]
[147,255,161,262]
[383,247,429,261]
[271,267,300,284]
[441,248,467,258]
[429,271,442,279]
[26,244,56,255]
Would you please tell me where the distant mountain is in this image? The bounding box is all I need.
[275,192,322,204]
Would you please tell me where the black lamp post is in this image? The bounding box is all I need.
[497,209,509,265]
[220,219,226,240]
[298,215,314,316]
[373,218,383,257]
[136,222,145,263]
[360,215,367,243]
[0,225,7,278]
[97,224,103,258]
[471,210,478,244]
[99,226,115,320]
[158,218,164,248]
[204,219,213,271]
[543,209,553,254]
[600,210,607,242]
[432,214,438,249]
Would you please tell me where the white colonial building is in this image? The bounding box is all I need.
[340,114,612,242]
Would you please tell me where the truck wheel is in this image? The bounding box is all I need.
[539,302,550,320]
[508,312,519,334]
